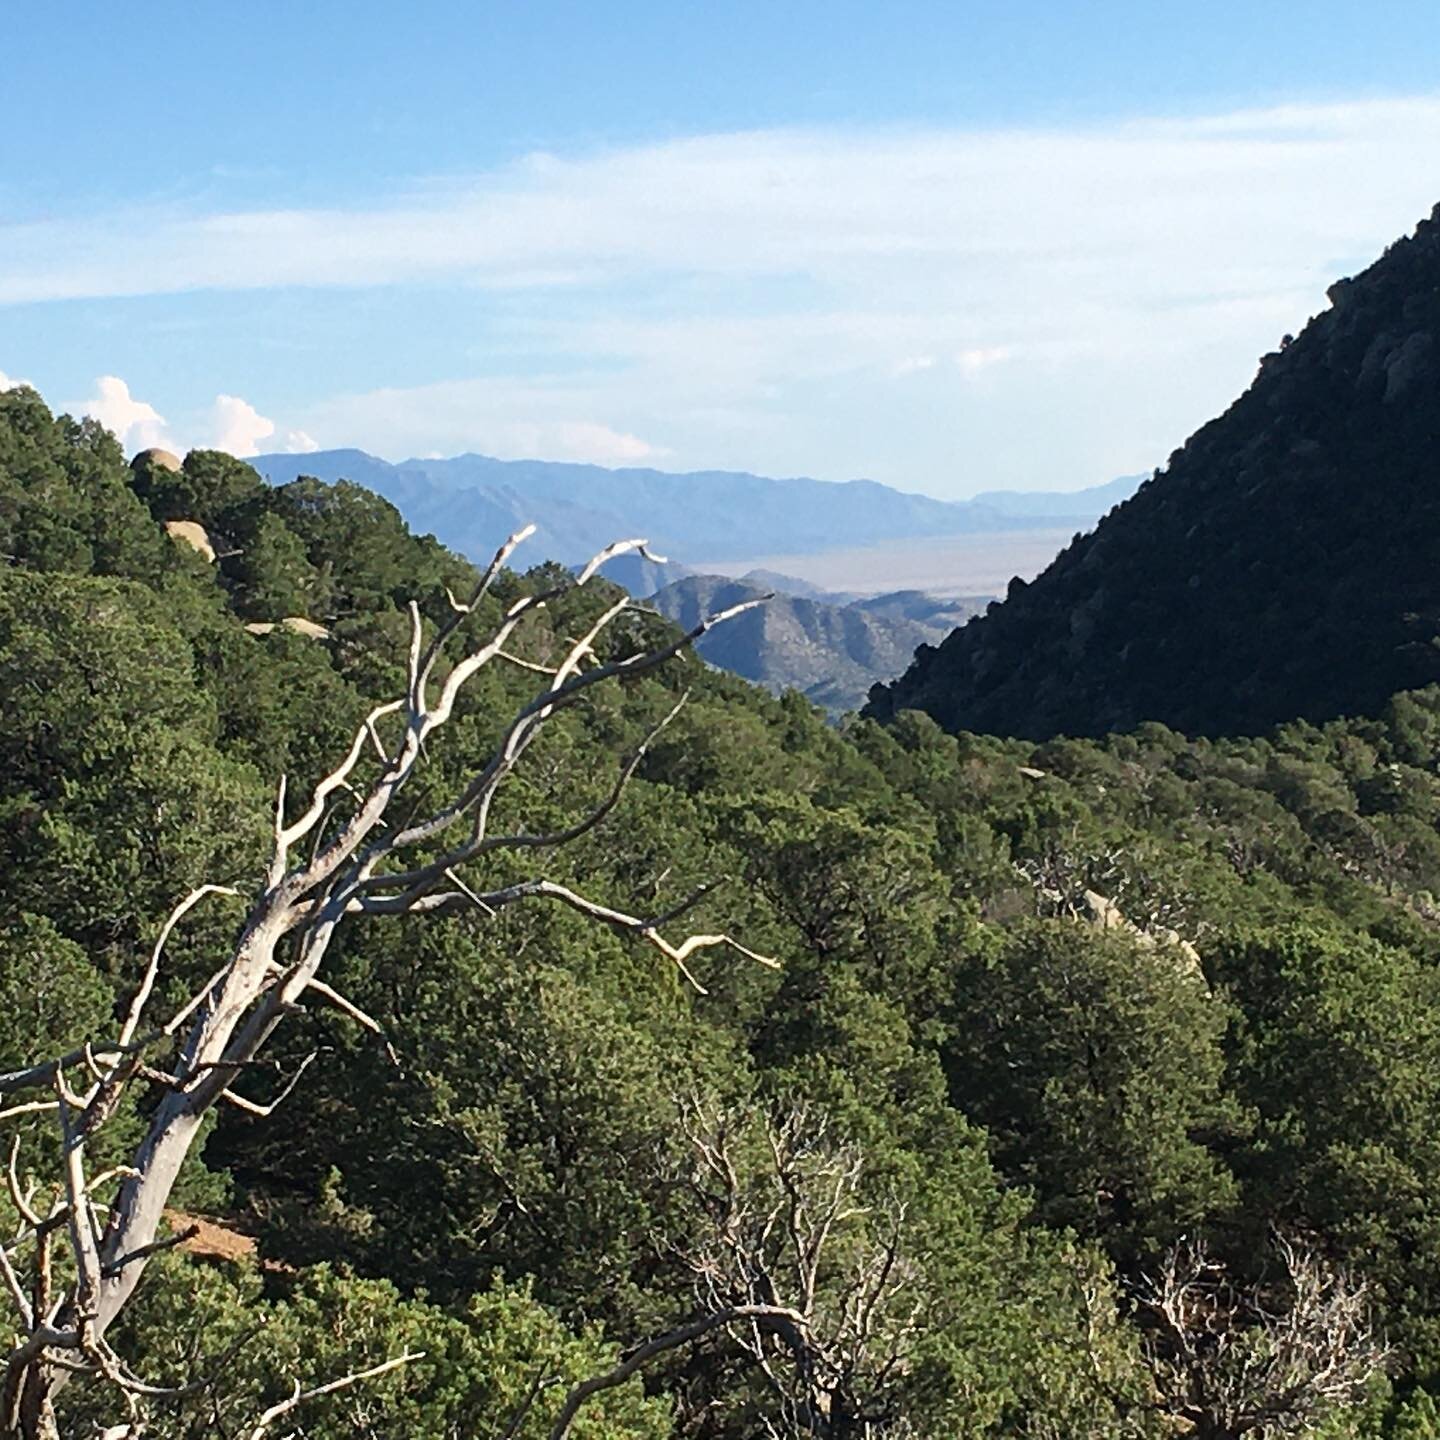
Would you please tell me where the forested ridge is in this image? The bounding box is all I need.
[868,202,1440,740]
[7,384,1440,1435]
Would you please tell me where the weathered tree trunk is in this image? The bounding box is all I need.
[4,1365,60,1440]
[0,531,771,1430]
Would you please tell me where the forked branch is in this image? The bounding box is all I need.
[0,524,770,1439]
[245,1352,423,1440]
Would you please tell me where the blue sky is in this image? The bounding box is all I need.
[4,2,1440,495]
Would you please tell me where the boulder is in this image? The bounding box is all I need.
[1080,889,1126,930]
[131,447,182,473]
[163,519,215,563]
[244,617,331,640]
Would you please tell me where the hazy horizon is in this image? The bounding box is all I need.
[230,438,1135,505]
[701,529,1075,597]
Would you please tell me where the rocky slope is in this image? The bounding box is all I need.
[867,202,1440,739]
[648,575,987,714]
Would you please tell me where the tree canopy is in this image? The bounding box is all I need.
[0,384,1435,1436]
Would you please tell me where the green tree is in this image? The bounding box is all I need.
[63,1261,668,1439]
[942,921,1241,1256]
[230,510,328,620]
[1217,922,1440,1366]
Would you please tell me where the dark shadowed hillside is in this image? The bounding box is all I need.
[867,203,1440,739]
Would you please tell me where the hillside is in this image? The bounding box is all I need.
[647,574,988,712]
[14,382,1440,1432]
[251,448,1134,568]
[868,203,1440,740]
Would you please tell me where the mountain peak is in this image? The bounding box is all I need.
[866,201,1440,740]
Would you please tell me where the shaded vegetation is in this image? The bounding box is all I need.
[3,380,1440,1434]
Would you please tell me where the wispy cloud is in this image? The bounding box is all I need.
[892,355,937,377]
[12,97,1440,487]
[5,98,1437,309]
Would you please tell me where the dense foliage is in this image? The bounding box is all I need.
[868,201,1440,739]
[5,384,1440,1434]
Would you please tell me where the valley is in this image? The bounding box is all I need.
[243,453,1133,712]
[698,527,1076,598]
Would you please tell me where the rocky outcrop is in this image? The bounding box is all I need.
[163,518,216,563]
[1079,889,1204,982]
[243,617,331,640]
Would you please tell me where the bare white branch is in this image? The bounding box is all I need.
[0,523,771,1436]
[1135,1235,1389,1438]
[301,979,383,1035]
[220,1053,319,1119]
[245,1352,423,1440]
[672,1101,922,1436]
[118,885,240,1051]
[573,537,666,587]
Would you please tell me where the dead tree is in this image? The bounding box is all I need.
[500,1101,916,1440]
[0,529,772,1439]
[668,1101,927,1439]
[540,1303,808,1440]
[1135,1235,1388,1440]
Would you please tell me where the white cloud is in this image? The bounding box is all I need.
[0,370,32,392]
[551,422,660,464]
[208,400,321,458]
[14,96,1440,489]
[74,376,177,453]
[209,393,275,457]
[64,378,319,462]
[4,97,1438,313]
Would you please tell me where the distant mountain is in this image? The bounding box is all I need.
[967,474,1143,522]
[867,202,1440,740]
[251,448,1136,571]
[586,552,693,598]
[848,589,991,629]
[736,569,855,603]
[647,574,989,714]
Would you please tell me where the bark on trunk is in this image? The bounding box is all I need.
[3,1363,60,1440]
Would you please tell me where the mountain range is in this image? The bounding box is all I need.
[868,202,1440,739]
[249,448,1138,571]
